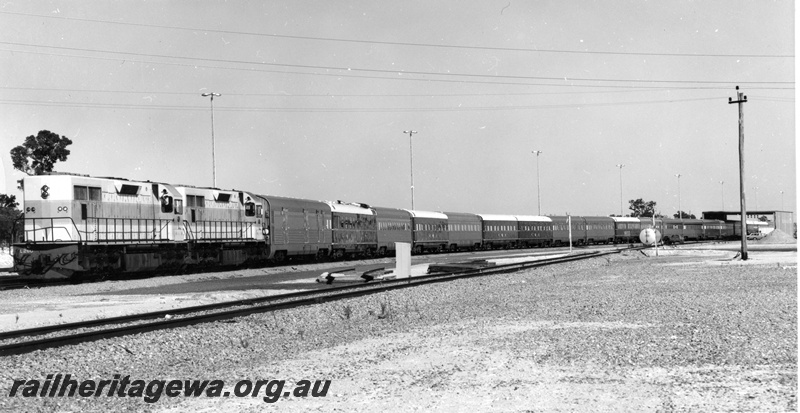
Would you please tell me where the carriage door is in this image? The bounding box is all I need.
[317,210,324,243]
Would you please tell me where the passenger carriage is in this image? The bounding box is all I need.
[373,206,412,257]
[611,217,641,244]
[516,215,552,248]
[405,210,448,254]
[478,214,518,249]
[660,218,699,243]
[701,219,727,240]
[442,212,482,251]
[325,201,377,259]
[256,195,331,262]
[638,217,662,234]
[583,216,615,245]
[550,216,585,246]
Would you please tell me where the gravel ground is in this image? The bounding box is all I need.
[0,249,796,412]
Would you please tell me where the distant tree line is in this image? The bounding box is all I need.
[609,198,696,219]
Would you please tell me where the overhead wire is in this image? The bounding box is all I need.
[0,41,792,86]
[0,10,793,59]
[0,96,730,113]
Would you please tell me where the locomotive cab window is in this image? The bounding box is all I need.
[245,201,256,217]
[160,195,174,213]
[174,199,184,214]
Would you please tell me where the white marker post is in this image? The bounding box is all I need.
[568,215,573,253]
[653,215,659,256]
[396,242,412,282]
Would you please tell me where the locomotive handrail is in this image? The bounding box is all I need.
[183,219,259,241]
[19,217,83,243]
[75,217,174,243]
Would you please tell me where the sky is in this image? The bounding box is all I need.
[0,1,795,219]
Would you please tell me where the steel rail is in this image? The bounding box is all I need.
[0,247,634,356]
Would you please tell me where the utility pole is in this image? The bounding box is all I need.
[532,151,543,215]
[675,173,683,240]
[402,130,418,210]
[729,86,748,260]
[720,181,724,210]
[616,164,625,216]
[201,92,221,188]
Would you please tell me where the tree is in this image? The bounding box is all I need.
[0,194,22,248]
[10,130,73,175]
[0,194,18,209]
[628,198,658,217]
[673,211,696,219]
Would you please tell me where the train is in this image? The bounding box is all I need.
[11,172,742,279]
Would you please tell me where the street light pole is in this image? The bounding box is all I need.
[532,151,543,215]
[201,92,221,188]
[616,164,625,216]
[720,181,724,210]
[675,174,682,219]
[780,190,784,211]
[402,130,418,210]
[676,173,683,241]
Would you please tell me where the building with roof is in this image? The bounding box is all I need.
[702,210,794,236]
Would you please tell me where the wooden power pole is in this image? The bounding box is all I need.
[729,86,748,260]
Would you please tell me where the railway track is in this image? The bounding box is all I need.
[0,246,642,356]
[0,278,74,291]
[0,240,706,291]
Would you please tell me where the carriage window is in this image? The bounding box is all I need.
[160,195,174,213]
